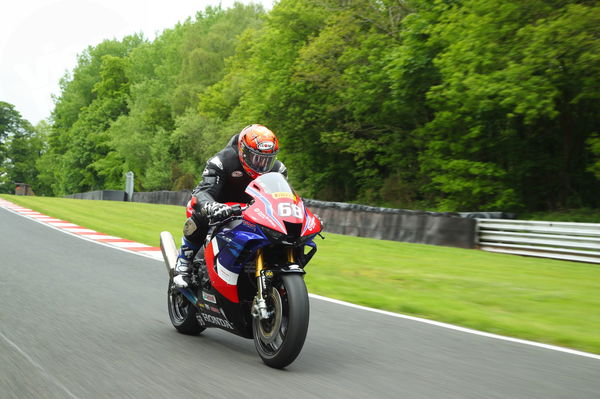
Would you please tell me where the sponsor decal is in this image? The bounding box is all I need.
[202,291,217,304]
[258,141,274,151]
[209,306,221,313]
[202,313,234,329]
[231,170,244,177]
[271,192,295,200]
[253,207,277,228]
[305,215,316,232]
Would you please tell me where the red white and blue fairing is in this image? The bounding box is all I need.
[202,173,321,303]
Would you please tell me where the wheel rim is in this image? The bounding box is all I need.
[255,286,288,355]
[169,286,189,323]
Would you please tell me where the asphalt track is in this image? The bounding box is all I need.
[1,206,599,399]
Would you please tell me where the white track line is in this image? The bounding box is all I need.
[308,294,600,360]
[1,199,598,360]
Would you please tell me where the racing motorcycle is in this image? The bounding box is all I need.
[160,172,323,368]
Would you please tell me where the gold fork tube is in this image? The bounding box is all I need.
[287,247,295,263]
[255,248,264,277]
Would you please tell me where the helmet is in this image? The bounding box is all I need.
[238,124,279,178]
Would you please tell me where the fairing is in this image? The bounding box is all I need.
[203,173,321,303]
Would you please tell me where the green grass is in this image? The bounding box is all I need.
[2,194,599,354]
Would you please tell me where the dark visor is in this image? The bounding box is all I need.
[242,146,277,174]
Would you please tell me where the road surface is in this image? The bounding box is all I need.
[1,206,599,398]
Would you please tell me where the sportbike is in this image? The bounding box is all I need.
[160,172,323,368]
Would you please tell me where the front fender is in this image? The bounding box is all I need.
[275,264,306,274]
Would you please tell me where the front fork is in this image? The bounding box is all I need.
[251,248,295,320]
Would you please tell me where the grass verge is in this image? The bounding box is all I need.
[2,194,599,354]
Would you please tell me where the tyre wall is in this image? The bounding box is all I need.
[303,200,476,249]
[65,190,126,201]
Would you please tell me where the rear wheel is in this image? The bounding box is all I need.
[168,280,205,335]
[253,274,309,368]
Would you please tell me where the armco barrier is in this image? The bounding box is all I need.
[477,219,600,264]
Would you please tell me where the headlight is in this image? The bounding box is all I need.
[261,226,286,241]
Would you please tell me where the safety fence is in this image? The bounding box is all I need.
[476,219,600,264]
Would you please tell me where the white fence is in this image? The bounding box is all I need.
[476,219,600,264]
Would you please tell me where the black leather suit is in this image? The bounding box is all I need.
[183,134,287,248]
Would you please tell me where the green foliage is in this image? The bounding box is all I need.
[38,0,599,213]
[589,134,600,179]
[44,4,265,194]
[420,0,600,210]
[0,102,48,194]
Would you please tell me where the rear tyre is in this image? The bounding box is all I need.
[168,279,205,335]
[253,274,309,368]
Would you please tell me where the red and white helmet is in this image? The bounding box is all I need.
[238,124,279,178]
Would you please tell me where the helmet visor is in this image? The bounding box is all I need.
[242,145,277,174]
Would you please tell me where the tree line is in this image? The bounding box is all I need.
[1,0,599,213]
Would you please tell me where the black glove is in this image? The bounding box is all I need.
[202,202,232,222]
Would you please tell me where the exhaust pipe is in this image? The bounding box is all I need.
[160,231,178,278]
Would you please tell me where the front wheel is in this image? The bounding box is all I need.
[253,274,309,368]
[167,280,205,335]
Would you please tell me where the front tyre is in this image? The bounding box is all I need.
[253,274,309,368]
[168,279,205,335]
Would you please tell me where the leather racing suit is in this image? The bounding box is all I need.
[180,134,287,262]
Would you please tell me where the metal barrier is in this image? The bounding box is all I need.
[476,219,600,264]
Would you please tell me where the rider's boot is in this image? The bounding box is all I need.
[173,238,199,288]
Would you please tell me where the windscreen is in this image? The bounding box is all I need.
[253,172,293,195]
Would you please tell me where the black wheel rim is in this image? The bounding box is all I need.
[169,286,189,324]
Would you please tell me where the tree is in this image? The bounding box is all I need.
[420,0,600,211]
[0,102,47,194]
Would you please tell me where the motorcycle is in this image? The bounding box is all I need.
[160,172,323,368]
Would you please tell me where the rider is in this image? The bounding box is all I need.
[173,124,287,288]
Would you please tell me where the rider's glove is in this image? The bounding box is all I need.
[202,202,232,222]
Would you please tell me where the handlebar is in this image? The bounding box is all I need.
[230,204,243,216]
[208,204,248,226]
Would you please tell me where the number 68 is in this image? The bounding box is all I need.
[278,203,303,218]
